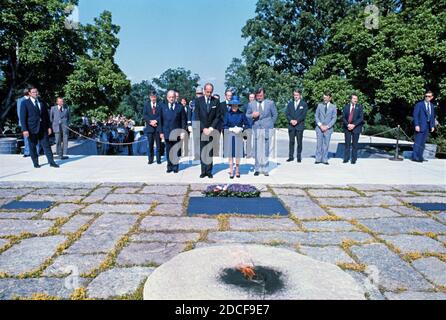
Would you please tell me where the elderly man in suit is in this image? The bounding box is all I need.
[194,83,222,178]
[315,92,337,165]
[342,94,364,164]
[20,87,59,168]
[286,89,308,163]
[412,90,436,162]
[246,87,278,176]
[143,90,162,164]
[50,97,70,160]
[160,90,187,173]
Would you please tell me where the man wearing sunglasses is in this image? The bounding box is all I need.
[412,90,436,162]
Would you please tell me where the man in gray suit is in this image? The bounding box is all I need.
[50,97,70,159]
[315,92,337,165]
[246,87,278,176]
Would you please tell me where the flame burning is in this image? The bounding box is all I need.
[237,265,256,280]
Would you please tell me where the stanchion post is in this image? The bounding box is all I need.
[389,125,404,161]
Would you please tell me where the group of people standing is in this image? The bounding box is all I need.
[17,87,70,168]
[17,83,436,173]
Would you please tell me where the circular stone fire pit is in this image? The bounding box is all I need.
[143,245,365,300]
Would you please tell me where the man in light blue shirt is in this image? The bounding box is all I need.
[17,88,31,157]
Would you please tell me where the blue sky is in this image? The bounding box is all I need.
[78,0,257,95]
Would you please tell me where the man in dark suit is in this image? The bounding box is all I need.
[285,89,308,162]
[50,97,70,160]
[143,90,162,164]
[20,87,59,168]
[193,83,222,178]
[412,90,436,162]
[342,94,364,164]
[160,90,187,173]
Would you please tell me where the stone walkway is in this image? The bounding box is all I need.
[0,182,445,300]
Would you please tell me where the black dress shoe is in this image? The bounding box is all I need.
[423,159,428,162]
[411,159,423,163]
[174,170,179,173]
[166,169,172,173]
[157,161,162,164]
[208,174,213,179]
[264,172,269,176]
[200,174,206,178]
[297,158,302,163]
[315,162,321,164]
[254,172,260,176]
[61,156,69,160]
[236,174,240,178]
[34,164,41,168]
[50,163,60,168]
[148,161,154,164]
[286,158,294,162]
[229,175,234,179]
[343,160,349,163]
[351,161,356,164]
[23,154,30,158]
[323,162,329,165]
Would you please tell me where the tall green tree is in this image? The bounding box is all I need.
[303,0,446,133]
[63,11,130,118]
[117,80,156,124]
[0,0,84,124]
[152,68,200,102]
[224,58,253,99]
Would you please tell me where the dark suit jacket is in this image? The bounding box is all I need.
[20,98,50,134]
[143,101,162,134]
[413,100,436,132]
[286,100,308,130]
[342,104,364,134]
[218,101,230,130]
[193,96,222,132]
[160,102,187,141]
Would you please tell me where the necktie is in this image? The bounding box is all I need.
[348,105,355,124]
[295,101,298,111]
[426,103,431,117]
[152,105,156,114]
[258,102,262,113]
[206,98,210,113]
[169,104,173,111]
[324,103,328,114]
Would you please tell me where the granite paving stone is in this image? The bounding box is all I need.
[139,185,188,195]
[307,189,359,198]
[81,187,113,203]
[380,235,446,253]
[317,196,401,207]
[82,203,151,214]
[116,242,185,266]
[60,215,94,234]
[299,246,355,264]
[66,214,138,254]
[131,232,201,243]
[350,243,432,291]
[302,221,357,232]
[152,204,184,216]
[140,216,218,231]
[388,206,427,217]
[384,291,446,300]
[0,278,76,299]
[271,188,307,196]
[0,219,54,236]
[411,257,446,286]
[328,207,401,219]
[43,253,107,276]
[207,231,372,245]
[278,196,328,219]
[0,236,67,275]
[0,212,39,220]
[87,267,154,299]
[229,217,299,231]
[358,217,446,235]
[42,203,84,219]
